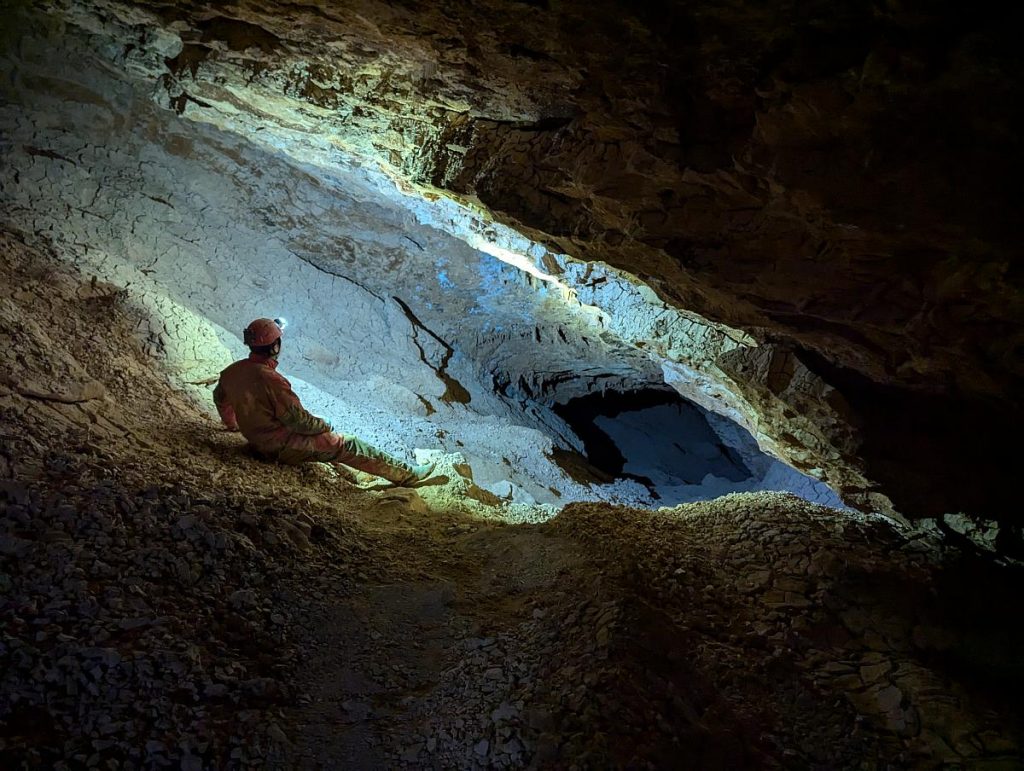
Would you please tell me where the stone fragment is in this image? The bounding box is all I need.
[859,661,891,685]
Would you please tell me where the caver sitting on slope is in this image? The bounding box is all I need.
[213,317,435,486]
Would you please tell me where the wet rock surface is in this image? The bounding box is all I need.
[2,231,1022,768]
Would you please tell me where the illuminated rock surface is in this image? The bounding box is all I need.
[1,236,1021,767]
[1,4,845,510]
[4,0,1022,519]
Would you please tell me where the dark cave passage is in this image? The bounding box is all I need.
[554,387,845,507]
[554,388,750,481]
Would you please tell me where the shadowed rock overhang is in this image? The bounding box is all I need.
[2,0,1022,521]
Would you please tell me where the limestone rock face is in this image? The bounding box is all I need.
[5,0,1023,519]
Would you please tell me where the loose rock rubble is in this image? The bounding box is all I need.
[546,499,1024,767]
[2,230,1023,768]
[0,232,377,767]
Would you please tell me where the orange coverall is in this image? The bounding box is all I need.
[213,353,418,483]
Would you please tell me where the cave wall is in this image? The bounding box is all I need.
[3,0,1022,519]
[0,18,672,507]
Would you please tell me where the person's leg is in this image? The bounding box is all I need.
[332,434,428,484]
[274,431,428,484]
[270,433,340,465]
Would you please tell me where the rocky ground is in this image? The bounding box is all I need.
[2,229,1023,768]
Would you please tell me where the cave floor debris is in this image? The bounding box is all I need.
[2,230,1023,768]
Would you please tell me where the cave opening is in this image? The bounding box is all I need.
[553,387,845,508]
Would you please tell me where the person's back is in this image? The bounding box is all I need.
[215,352,327,451]
[216,358,274,440]
[216,354,286,444]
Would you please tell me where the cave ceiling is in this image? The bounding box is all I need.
[4,0,1023,520]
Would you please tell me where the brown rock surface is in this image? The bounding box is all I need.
[2,230,1022,768]
[6,0,1019,519]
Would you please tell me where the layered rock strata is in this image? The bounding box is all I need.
[4,0,1022,519]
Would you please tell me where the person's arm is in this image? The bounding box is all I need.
[213,381,239,431]
[269,372,332,435]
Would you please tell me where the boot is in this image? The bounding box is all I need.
[396,462,437,487]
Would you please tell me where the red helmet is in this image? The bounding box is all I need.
[243,318,283,347]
